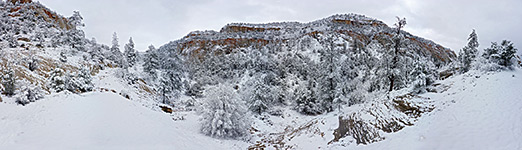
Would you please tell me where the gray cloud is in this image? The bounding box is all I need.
[39,0,522,54]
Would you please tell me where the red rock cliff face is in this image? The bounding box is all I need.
[4,0,74,30]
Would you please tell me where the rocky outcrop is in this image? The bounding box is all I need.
[3,0,74,30]
[330,94,435,145]
[8,0,32,4]
[160,14,456,66]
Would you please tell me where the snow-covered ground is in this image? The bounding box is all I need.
[0,92,247,150]
[1,68,521,150]
[349,69,522,150]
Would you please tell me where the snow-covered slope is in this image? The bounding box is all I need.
[345,69,522,150]
[0,92,247,150]
[1,68,520,150]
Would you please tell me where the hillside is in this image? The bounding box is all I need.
[161,14,455,66]
[1,0,520,150]
[0,66,520,149]
[153,14,459,120]
[352,69,522,149]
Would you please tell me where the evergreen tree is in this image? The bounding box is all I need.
[143,45,159,81]
[2,66,16,96]
[48,68,66,93]
[243,74,271,115]
[158,56,183,105]
[410,58,433,92]
[88,39,104,63]
[498,40,517,67]
[294,79,323,115]
[159,71,182,105]
[67,11,86,51]
[109,32,123,66]
[69,11,85,28]
[459,29,479,73]
[124,37,137,67]
[111,32,120,53]
[158,74,173,105]
[388,16,406,91]
[316,38,339,112]
[482,42,500,60]
[65,66,94,93]
[200,83,249,139]
[28,55,39,71]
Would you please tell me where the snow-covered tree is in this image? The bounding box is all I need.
[109,32,123,66]
[242,74,272,115]
[7,33,17,48]
[67,11,86,51]
[59,51,67,63]
[498,40,518,67]
[65,66,94,93]
[88,39,104,63]
[294,79,323,115]
[410,58,434,92]
[483,42,500,61]
[157,55,183,105]
[143,45,160,81]
[15,80,44,106]
[27,55,39,71]
[69,11,85,28]
[111,32,120,52]
[158,73,174,105]
[388,16,407,91]
[124,37,137,67]
[315,38,338,112]
[200,83,250,139]
[48,68,66,93]
[2,66,16,96]
[458,29,479,73]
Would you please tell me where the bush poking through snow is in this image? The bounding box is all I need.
[28,55,39,72]
[200,84,250,139]
[15,80,44,106]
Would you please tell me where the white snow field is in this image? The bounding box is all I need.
[0,68,521,150]
[0,92,247,150]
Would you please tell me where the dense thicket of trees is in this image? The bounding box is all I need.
[153,16,442,116]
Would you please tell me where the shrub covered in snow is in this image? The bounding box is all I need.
[65,66,94,93]
[200,83,250,139]
[47,68,66,93]
[2,67,16,96]
[15,80,45,106]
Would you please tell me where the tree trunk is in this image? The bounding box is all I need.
[389,76,394,92]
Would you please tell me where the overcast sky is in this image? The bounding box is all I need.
[39,0,521,54]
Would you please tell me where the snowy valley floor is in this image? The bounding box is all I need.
[0,69,521,150]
